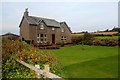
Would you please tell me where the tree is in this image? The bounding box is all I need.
[82,33,94,45]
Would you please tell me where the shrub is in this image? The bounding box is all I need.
[92,39,118,46]
[82,33,94,45]
[61,41,64,47]
[2,39,62,78]
[71,36,83,45]
[71,33,94,45]
[2,39,24,62]
[92,39,101,46]
[100,40,106,46]
[2,57,36,78]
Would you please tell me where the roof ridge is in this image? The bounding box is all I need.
[29,16,57,21]
[27,16,60,27]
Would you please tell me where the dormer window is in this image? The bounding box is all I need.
[40,23,44,29]
[61,28,64,32]
[52,27,55,30]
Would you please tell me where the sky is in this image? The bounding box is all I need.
[1,0,118,35]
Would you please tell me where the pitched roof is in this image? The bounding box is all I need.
[2,32,19,37]
[26,16,60,27]
[60,22,72,33]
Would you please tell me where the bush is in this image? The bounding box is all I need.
[71,33,94,45]
[82,33,94,45]
[100,40,106,46]
[61,41,64,47]
[2,39,62,78]
[92,39,118,46]
[2,39,24,62]
[71,35,83,45]
[2,57,36,78]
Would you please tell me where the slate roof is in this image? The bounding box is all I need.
[26,16,60,27]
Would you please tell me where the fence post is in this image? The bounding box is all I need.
[44,64,50,79]
[35,64,40,79]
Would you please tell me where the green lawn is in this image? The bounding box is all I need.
[95,36,118,40]
[50,45,118,78]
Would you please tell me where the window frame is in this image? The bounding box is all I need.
[37,33,47,43]
[61,36,67,42]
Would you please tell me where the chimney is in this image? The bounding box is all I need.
[24,8,29,17]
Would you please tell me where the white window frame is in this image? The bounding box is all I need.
[37,34,40,43]
[44,34,47,43]
[37,34,47,43]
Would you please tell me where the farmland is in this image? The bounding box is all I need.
[50,45,118,78]
[95,36,118,40]
[72,31,119,39]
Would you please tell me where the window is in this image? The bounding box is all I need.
[61,36,67,42]
[37,34,40,43]
[37,38,40,43]
[37,34,47,43]
[40,23,44,29]
[61,28,64,32]
[44,34,47,43]
[41,34,43,37]
[37,34,39,37]
[61,36,64,38]
[41,38,43,41]
[44,38,47,41]
[52,27,55,30]
[44,34,47,38]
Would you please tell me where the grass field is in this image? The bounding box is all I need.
[50,45,118,78]
[95,36,118,40]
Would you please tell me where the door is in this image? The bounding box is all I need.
[52,34,55,44]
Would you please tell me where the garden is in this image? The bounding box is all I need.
[1,33,119,78]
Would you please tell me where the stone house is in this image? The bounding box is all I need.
[19,9,72,45]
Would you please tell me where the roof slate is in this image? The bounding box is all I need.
[26,16,60,27]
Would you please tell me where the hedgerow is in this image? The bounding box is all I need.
[71,33,118,46]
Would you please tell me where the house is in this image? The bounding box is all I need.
[19,9,72,45]
[1,33,20,40]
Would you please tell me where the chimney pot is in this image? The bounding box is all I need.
[24,8,29,17]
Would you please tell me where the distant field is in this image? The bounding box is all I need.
[50,45,118,78]
[71,33,84,37]
[92,32,118,35]
[95,36,118,40]
[72,31,118,38]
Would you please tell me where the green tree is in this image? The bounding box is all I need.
[82,33,94,45]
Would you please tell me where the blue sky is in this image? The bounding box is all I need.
[1,2,118,35]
